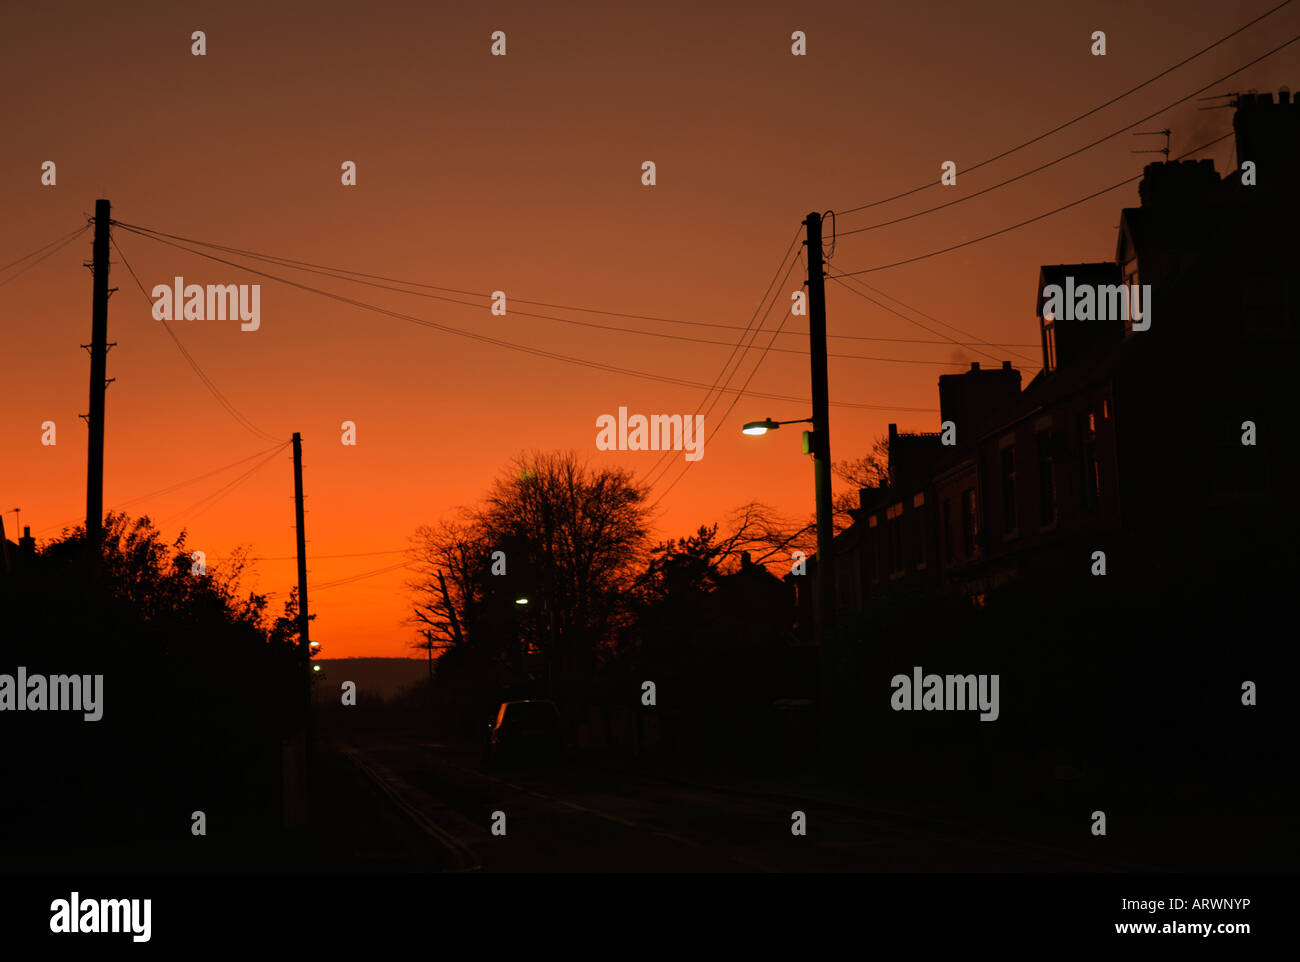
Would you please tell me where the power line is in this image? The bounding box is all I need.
[829,270,1041,366]
[650,256,808,506]
[0,224,91,288]
[160,442,290,529]
[829,131,1234,278]
[115,223,933,413]
[35,443,290,536]
[112,235,282,443]
[827,269,1034,365]
[213,548,411,562]
[308,559,418,592]
[823,332,1035,347]
[651,298,798,508]
[835,31,1300,237]
[107,219,1035,348]
[639,236,801,489]
[0,222,91,274]
[835,0,1295,217]
[113,220,718,329]
[642,236,805,491]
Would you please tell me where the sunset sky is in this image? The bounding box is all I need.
[4,0,1294,657]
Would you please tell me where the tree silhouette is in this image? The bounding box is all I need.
[1,512,302,860]
[410,451,650,697]
[832,433,891,527]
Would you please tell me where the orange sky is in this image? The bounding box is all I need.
[4,0,1294,656]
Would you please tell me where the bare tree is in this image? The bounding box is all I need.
[408,451,651,683]
[638,502,817,590]
[712,501,817,570]
[832,433,891,527]
[407,515,487,653]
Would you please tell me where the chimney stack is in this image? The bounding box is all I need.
[19,526,35,561]
[938,362,1021,434]
[1233,86,1300,189]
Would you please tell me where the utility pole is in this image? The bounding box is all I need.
[804,211,837,707]
[292,432,311,673]
[285,431,311,830]
[84,199,113,549]
[422,628,435,683]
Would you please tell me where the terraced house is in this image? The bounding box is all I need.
[800,88,1300,623]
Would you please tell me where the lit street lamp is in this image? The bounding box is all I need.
[742,417,812,437]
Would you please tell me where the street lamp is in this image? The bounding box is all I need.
[742,417,811,436]
[742,416,816,457]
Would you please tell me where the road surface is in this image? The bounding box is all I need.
[333,731,1144,872]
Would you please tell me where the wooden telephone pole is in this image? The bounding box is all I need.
[292,432,312,726]
[804,212,837,693]
[84,199,114,549]
[284,431,311,829]
[292,432,310,660]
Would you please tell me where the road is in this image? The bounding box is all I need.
[332,731,1141,872]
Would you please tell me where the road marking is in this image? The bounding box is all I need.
[438,758,778,872]
[341,746,481,873]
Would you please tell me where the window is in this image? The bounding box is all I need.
[915,506,927,569]
[961,488,978,559]
[1043,321,1057,372]
[1037,429,1057,527]
[500,701,559,731]
[1079,411,1100,512]
[886,503,905,574]
[867,515,881,583]
[836,555,858,610]
[943,499,953,564]
[1000,446,1017,534]
[1122,256,1138,288]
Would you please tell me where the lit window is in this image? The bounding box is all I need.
[1079,411,1100,512]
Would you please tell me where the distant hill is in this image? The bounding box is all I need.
[311,657,428,703]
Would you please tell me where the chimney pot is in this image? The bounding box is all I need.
[970,361,980,371]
